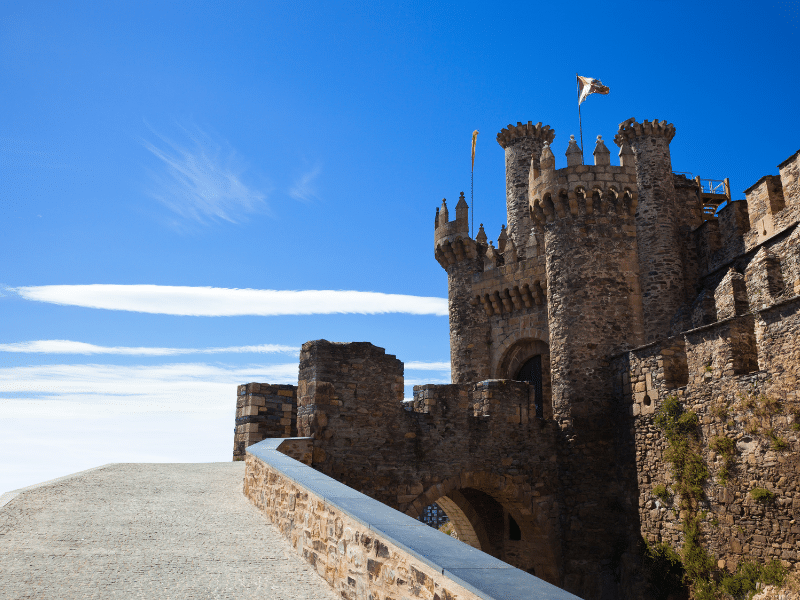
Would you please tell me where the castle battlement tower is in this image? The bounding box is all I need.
[434,193,491,384]
[497,121,555,255]
[530,136,645,423]
[615,118,685,342]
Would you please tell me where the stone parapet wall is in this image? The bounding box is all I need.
[233,382,297,461]
[243,439,581,600]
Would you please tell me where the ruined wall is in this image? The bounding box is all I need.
[744,150,800,248]
[293,340,564,582]
[233,383,297,461]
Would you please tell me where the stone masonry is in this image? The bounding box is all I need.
[237,115,800,600]
[233,383,297,460]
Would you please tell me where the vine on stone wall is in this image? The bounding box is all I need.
[651,396,788,600]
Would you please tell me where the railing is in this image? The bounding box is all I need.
[696,176,731,199]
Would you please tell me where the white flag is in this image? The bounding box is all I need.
[577,75,610,105]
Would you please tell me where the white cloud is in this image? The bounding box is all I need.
[13,284,448,316]
[0,362,299,418]
[289,164,322,203]
[404,361,450,371]
[0,340,298,356]
[142,122,268,225]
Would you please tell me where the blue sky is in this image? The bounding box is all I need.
[1,0,798,494]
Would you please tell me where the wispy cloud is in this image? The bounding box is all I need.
[289,164,322,203]
[142,122,268,225]
[404,361,450,371]
[0,362,298,418]
[0,340,298,356]
[13,284,448,316]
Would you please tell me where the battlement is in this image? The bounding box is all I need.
[434,192,480,269]
[529,139,638,224]
[496,121,555,149]
[614,117,676,145]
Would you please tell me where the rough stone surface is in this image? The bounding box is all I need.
[0,463,339,600]
[233,382,297,460]
[243,446,582,600]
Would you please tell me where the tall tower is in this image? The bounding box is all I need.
[530,136,645,599]
[531,137,644,424]
[434,193,491,383]
[615,118,685,342]
[497,122,555,255]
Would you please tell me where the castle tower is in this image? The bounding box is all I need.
[530,136,645,598]
[531,137,644,424]
[615,118,685,342]
[497,122,555,256]
[434,193,491,383]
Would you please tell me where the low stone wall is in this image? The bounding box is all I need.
[244,438,581,600]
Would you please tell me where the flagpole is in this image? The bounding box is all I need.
[576,73,584,165]
[471,167,474,238]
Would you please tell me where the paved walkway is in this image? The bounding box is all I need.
[0,463,340,600]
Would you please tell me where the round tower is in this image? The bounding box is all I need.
[497,122,555,257]
[434,192,491,383]
[530,136,646,599]
[615,118,684,343]
[530,138,645,424]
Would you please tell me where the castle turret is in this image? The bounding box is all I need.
[434,192,491,383]
[531,135,644,424]
[497,121,555,256]
[530,134,645,598]
[616,118,685,342]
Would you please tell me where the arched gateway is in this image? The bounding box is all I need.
[404,471,561,585]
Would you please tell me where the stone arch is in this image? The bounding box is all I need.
[492,328,547,378]
[494,337,552,419]
[405,471,561,584]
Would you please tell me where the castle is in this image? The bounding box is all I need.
[234,117,800,600]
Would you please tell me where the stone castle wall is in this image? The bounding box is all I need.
[612,295,800,573]
[234,122,800,600]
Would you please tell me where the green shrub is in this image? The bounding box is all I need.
[652,484,671,503]
[720,559,786,600]
[710,436,735,456]
[759,394,782,414]
[643,541,686,600]
[682,516,714,582]
[721,560,761,600]
[711,436,736,485]
[655,396,700,442]
[750,487,776,502]
[765,429,789,451]
[761,559,787,585]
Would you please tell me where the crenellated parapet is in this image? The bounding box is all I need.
[529,139,639,224]
[496,121,556,149]
[614,117,676,145]
[433,192,480,269]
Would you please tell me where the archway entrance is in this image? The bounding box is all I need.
[414,485,558,583]
[515,355,544,419]
[496,339,552,419]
